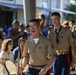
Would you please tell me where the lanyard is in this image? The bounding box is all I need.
[55,27,62,44]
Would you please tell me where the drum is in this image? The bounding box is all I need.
[0,59,29,75]
[0,59,16,75]
[0,63,4,75]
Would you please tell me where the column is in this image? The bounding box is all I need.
[13,9,17,20]
[30,0,36,19]
[60,0,64,23]
[23,0,36,25]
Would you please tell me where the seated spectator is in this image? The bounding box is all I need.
[40,14,47,32]
[19,23,28,40]
[0,39,14,62]
[9,20,20,49]
[0,31,6,41]
[13,37,26,62]
[25,25,32,39]
[0,39,16,75]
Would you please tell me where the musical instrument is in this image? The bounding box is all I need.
[0,58,29,75]
[0,59,16,75]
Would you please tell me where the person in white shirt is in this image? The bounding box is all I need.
[0,39,16,75]
[0,39,14,62]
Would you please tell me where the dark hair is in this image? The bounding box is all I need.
[18,37,26,46]
[26,25,29,29]
[71,20,75,24]
[51,12,61,17]
[20,23,25,28]
[29,19,40,25]
[18,37,26,42]
[41,14,46,20]
[12,20,20,26]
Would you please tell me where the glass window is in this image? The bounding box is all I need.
[36,0,43,7]
[63,0,70,10]
[51,0,57,8]
[3,0,13,1]
[42,1,48,8]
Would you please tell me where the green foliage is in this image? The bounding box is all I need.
[65,3,76,21]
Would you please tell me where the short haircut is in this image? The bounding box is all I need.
[12,20,20,26]
[41,14,45,19]
[20,23,25,28]
[29,19,40,25]
[71,20,75,24]
[51,12,61,17]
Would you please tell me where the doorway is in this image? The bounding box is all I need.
[0,10,13,32]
